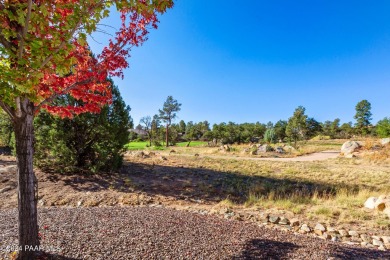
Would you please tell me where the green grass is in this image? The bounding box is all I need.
[176,141,207,147]
[125,141,206,150]
[124,142,148,150]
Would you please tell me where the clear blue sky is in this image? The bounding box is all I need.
[89,1,390,126]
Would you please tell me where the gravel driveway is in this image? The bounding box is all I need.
[1,207,389,259]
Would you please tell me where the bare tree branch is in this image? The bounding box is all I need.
[17,0,32,59]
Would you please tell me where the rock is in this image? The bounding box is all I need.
[322,233,332,240]
[338,230,349,237]
[373,239,384,247]
[284,145,295,152]
[289,218,300,227]
[160,156,167,161]
[275,147,285,153]
[133,151,145,158]
[381,138,390,146]
[385,207,390,218]
[0,186,12,193]
[77,200,83,207]
[361,242,369,247]
[0,165,17,174]
[258,144,273,153]
[326,227,338,235]
[279,217,290,225]
[344,154,356,158]
[38,199,45,206]
[378,245,387,251]
[364,197,378,209]
[360,234,371,242]
[300,224,311,233]
[348,230,359,237]
[314,223,326,236]
[259,213,269,223]
[341,141,361,155]
[374,195,390,211]
[331,236,339,242]
[315,223,326,232]
[269,216,280,224]
[382,236,390,244]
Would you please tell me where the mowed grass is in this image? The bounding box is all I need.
[125,141,207,150]
[124,141,149,150]
[176,141,207,147]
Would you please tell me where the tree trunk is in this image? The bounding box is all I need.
[13,99,40,260]
[165,123,169,147]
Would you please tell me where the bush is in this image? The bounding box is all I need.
[376,117,390,138]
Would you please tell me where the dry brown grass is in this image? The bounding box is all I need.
[158,140,390,231]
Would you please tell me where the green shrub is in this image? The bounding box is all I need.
[376,117,390,138]
[34,79,132,173]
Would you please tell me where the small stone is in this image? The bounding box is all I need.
[300,224,311,233]
[378,245,386,251]
[331,236,339,242]
[360,234,371,242]
[77,200,83,207]
[361,242,369,247]
[382,236,390,244]
[315,223,326,231]
[279,217,290,225]
[373,239,384,247]
[348,230,359,237]
[269,216,280,224]
[38,199,45,206]
[326,227,338,235]
[290,218,300,227]
[372,235,381,241]
[259,213,269,222]
[338,230,349,237]
[322,233,331,240]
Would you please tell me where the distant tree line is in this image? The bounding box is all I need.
[132,99,389,147]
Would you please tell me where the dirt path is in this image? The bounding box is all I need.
[172,150,340,162]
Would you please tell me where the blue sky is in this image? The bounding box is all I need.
[89,1,390,126]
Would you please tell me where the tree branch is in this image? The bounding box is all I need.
[38,0,105,70]
[0,100,16,120]
[17,0,32,59]
[34,79,92,112]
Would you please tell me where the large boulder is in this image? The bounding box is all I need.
[364,197,377,209]
[381,138,390,146]
[341,141,361,155]
[257,144,274,153]
[275,147,285,153]
[374,195,390,211]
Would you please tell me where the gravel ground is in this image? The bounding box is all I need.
[1,207,389,260]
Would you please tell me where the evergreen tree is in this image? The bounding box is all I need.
[35,79,132,172]
[286,106,308,147]
[354,100,372,136]
[158,96,182,147]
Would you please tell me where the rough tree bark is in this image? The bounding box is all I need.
[13,98,40,260]
[165,123,169,147]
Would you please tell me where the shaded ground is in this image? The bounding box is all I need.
[1,207,389,260]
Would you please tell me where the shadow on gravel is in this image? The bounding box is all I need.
[330,246,390,259]
[234,239,299,259]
